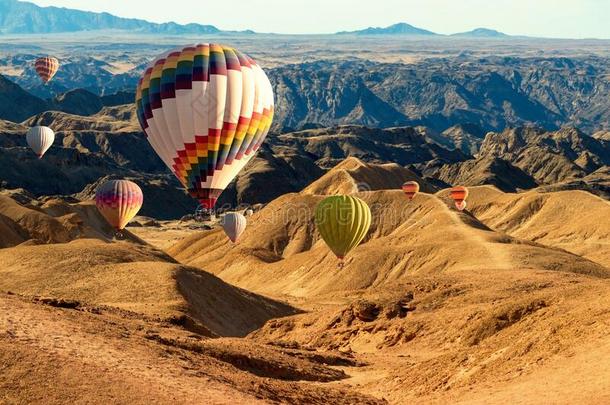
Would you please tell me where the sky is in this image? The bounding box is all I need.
[28,0,610,38]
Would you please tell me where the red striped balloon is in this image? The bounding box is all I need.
[450,186,469,211]
[95,180,143,230]
[402,181,420,200]
[35,56,59,84]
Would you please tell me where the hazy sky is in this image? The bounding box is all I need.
[29,0,609,38]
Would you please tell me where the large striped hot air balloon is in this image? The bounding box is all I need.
[135,44,274,211]
[26,126,55,158]
[95,180,143,231]
[402,181,419,201]
[450,186,469,211]
[315,195,371,261]
[221,212,247,243]
[35,56,59,84]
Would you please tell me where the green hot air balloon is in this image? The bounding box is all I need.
[315,195,371,262]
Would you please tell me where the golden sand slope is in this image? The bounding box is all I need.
[466,185,610,267]
[0,293,381,404]
[0,193,295,337]
[165,159,610,403]
[0,239,294,337]
[169,188,608,297]
[302,157,435,195]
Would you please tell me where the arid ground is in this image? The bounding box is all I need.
[1,158,609,404]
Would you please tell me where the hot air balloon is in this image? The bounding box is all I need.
[95,180,143,232]
[315,195,371,261]
[402,181,419,201]
[26,126,55,158]
[35,56,59,84]
[221,212,247,243]
[450,186,469,211]
[135,44,274,212]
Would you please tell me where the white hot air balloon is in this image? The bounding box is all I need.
[135,44,274,212]
[26,126,55,158]
[220,212,247,243]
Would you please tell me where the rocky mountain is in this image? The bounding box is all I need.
[3,54,609,135]
[0,75,132,121]
[0,74,48,122]
[268,57,610,134]
[6,54,142,98]
[0,109,326,218]
[0,0,223,34]
[337,22,437,36]
[451,28,509,38]
[422,126,610,195]
[271,125,469,168]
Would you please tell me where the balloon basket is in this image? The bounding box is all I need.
[114,230,125,240]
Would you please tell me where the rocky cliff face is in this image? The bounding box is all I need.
[423,126,610,195]
[268,57,609,134]
[4,54,609,134]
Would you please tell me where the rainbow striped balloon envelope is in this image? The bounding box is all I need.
[135,43,274,210]
[95,180,143,230]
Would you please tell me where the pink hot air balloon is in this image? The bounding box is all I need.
[95,180,143,231]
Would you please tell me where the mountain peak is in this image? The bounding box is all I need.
[451,28,509,38]
[337,22,437,36]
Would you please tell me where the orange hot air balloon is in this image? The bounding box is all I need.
[450,186,469,211]
[35,56,59,84]
[402,181,419,200]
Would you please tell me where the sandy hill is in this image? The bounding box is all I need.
[302,157,436,195]
[0,292,382,404]
[465,185,610,268]
[169,159,608,298]
[0,193,295,337]
[3,156,610,403]
[162,158,610,403]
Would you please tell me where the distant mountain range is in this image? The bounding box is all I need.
[2,54,609,134]
[1,0,514,37]
[0,0,228,34]
[338,23,510,38]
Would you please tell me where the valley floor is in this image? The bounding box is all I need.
[1,183,610,404]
